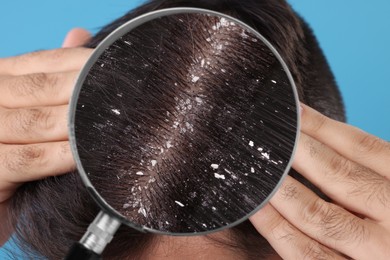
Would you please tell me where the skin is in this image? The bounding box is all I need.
[0,29,389,259]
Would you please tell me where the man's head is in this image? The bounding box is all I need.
[8,0,345,259]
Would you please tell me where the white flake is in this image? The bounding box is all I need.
[192,75,200,83]
[261,152,270,160]
[195,97,203,104]
[211,164,219,170]
[220,18,229,27]
[138,207,147,217]
[111,109,121,115]
[175,200,185,207]
[166,141,173,149]
[214,173,226,180]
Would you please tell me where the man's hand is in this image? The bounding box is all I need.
[251,104,390,260]
[0,29,92,245]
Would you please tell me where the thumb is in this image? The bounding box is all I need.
[62,28,92,48]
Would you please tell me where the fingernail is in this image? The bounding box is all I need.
[299,104,304,115]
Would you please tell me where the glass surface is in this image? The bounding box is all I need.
[71,9,299,234]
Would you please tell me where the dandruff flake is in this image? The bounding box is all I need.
[214,173,226,180]
[261,152,270,160]
[192,75,200,83]
[111,109,121,115]
[166,141,173,149]
[175,201,185,207]
[211,164,219,170]
[138,207,147,217]
[195,97,203,104]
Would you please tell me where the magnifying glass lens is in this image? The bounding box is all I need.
[71,10,299,235]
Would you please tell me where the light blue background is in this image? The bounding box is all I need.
[0,0,389,258]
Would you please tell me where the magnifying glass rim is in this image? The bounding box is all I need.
[68,7,301,236]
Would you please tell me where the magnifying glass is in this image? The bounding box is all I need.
[65,7,299,259]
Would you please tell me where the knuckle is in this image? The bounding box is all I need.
[270,218,297,242]
[280,183,299,200]
[31,72,59,94]
[305,200,368,244]
[301,241,332,260]
[34,108,55,131]
[355,134,386,154]
[10,108,53,135]
[4,145,46,174]
[303,137,320,158]
[19,145,45,163]
[18,109,39,133]
[311,113,327,133]
[10,74,36,97]
[302,198,330,225]
[325,214,367,244]
[325,154,352,178]
[45,73,60,90]
[10,72,57,98]
[28,72,47,90]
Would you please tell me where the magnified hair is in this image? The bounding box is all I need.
[74,12,297,233]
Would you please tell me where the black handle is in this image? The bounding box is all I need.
[64,242,101,260]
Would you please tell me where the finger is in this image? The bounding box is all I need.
[293,133,390,222]
[0,142,75,183]
[62,28,92,48]
[270,175,387,260]
[0,47,92,76]
[0,71,78,108]
[0,105,68,144]
[250,204,346,260]
[301,103,390,178]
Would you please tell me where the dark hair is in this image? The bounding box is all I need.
[7,0,345,259]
